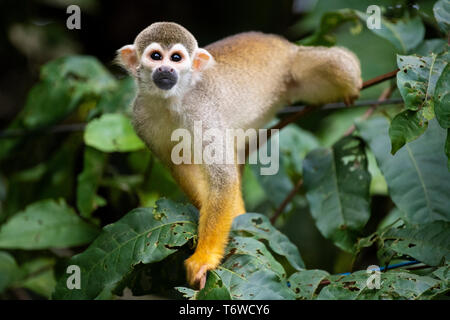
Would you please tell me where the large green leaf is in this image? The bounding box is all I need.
[303,136,371,252]
[379,221,450,266]
[357,117,450,223]
[354,13,425,54]
[300,9,425,53]
[84,113,145,152]
[317,268,448,300]
[0,251,19,293]
[52,199,198,299]
[230,213,304,271]
[215,236,295,300]
[0,199,99,249]
[434,0,450,33]
[76,147,107,219]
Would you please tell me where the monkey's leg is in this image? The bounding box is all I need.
[184,165,245,288]
[288,46,362,106]
[170,164,207,209]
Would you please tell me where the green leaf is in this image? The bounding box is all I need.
[380,221,450,266]
[279,124,320,176]
[84,113,145,152]
[396,53,448,120]
[17,258,56,298]
[288,269,329,299]
[434,64,450,129]
[317,269,447,300]
[389,110,428,155]
[76,147,107,219]
[300,9,425,53]
[96,77,136,114]
[0,251,19,293]
[196,271,232,300]
[52,199,198,299]
[0,199,99,249]
[434,0,450,33]
[415,40,448,56]
[357,117,450,223]
[230,213,304,271]
[0,56,116,159]
[354,13,425,54]
[446,129,450,170]
[303,137,371,252]
[299,9,361,47]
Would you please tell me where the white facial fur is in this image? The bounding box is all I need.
[137,43,193,98]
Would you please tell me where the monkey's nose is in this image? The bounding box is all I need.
[153,66,178,90]
[157,66,175,73]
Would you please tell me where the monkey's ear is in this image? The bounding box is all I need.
[192,48,215,72]
[117,45,138,75]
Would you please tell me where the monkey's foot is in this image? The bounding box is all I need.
[185,252,222,289]
[343,94,359,107]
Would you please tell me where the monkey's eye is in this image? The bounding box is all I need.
[171,53,182,62]
[150,51,163,61]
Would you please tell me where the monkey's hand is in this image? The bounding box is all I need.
[185,251,222,289]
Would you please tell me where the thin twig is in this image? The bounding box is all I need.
[270,178,303,224]
[343,86,395,136]
[361,69,399,89]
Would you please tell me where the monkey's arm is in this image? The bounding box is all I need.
[288,46,362,106]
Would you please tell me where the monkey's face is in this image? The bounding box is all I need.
[138,43,192,95]
[118,41,214,99]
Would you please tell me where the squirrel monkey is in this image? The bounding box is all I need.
[117,22,362,289]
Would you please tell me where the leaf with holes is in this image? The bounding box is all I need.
[52,199,198,299]
[230,213,304,272]
[215,234,295,300]
[379,221,450,266]
[396,53,448,120]
[303,136,371,252]
[288,269,329,299]
[317,269,447,300]
[357,117,450,223]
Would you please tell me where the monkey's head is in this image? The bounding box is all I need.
[117,22,215,97]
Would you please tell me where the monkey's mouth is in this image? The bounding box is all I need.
[152,73,178,90]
